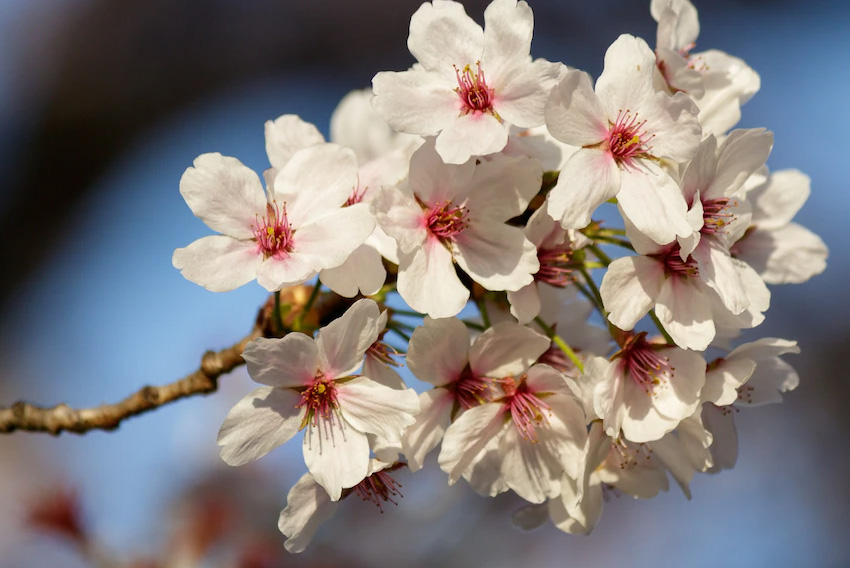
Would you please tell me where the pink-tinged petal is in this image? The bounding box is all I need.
[254,253,317,292]
[435,112,509,164]
[463,154,542,221]
[363,356,406,391]
[319,244,387,298]
[372,187,427,255]
[595,35,657,120]
[172,236,261,292]
[694,49,760,136]
[546,149,620,230]
[481,0,533,76]
[638,91,701,163]
[651,0,700,52]
[728,337,800,361]
[600,256,664,331]
[655,278,715,351]
[544,70,608,147]
[397,239,469,318]
[315,298,381,378]
[494,58,564,128]
[292,203,376,272]
[243,335,319,388]
[217,387,302,466]
[703,404,738,472]
[455,221,538,292]
[279,472,341,554]
[703,356,756,406]
[302,419,370,501]
[273,144,358,227]
[748,169,810,230]
[469,322,549,378]
[337,378,419,443]
[693,240,749,315]
[179,153,267,239]
[438,402,508,484]
[265,115,325,171]
[408,137,477,204]
[372,70,458,136]
[499,424,562,503]
[401,388,455,472]
[407,317,470,386]
[507,283,541,325]
[681,137,719,206]
[407,0,484,74]
[617,162,692,245]
[708,128,773,198]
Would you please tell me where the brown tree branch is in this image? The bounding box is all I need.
[0,325,263,435]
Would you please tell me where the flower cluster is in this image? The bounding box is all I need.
[173,0,827,553]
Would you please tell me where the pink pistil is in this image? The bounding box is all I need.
[535,246,575,287]
[296,373,338,430]
[451,365,492,410]
[701,197,736,235]
[454,62,495,115]
[607,110,653,168]
[612,332,673,394]
[653,244,699,278]
[352,470,403,513]
[252,201,294,260]
[501,376,551,442]
[424,199,469,242]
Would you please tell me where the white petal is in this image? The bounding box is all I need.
[179,153,267,239]
[279,473,340,554]
[330,88,402,163]
[397,240,470,318]
[316,299,381,378]
[469,322,550,378]
[703,404,738,472]
[595,35,657,120]
[507,284,542,325]
[407,137,477,204]
[303,418,370,501]
[363,356,406,390]
[655,277,716,351]
[217,387,302,466]
[337,378,420,442]
[693,240,749,315]
[371,69,459,136]
[544,70,608,147]
[702,357,756,406]
[747,169,810,229]
[635,91,701,163]
[265,115,325,171]
[600,256,664,331]
[172,236,261,292]
[372,187,428,255]
[320,244,387,298]
[407,316,470,386]
[407,0,484,73]
[292,203,377,271]
[617,162,692,245]
[481,0,533,77]
[435,112,509,164]
[254,252,318,292]
[463,153,542,220]
[694,49,760,136]
[438,402,508,484]
[708,128,773,198]
[455,221,538,292]
[546,149,620,230]
[242,335,319,388]
[495,58,564,128]
[401,388,455,472]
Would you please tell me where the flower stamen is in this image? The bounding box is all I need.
[454,61,496,116]
[252,201,294,260]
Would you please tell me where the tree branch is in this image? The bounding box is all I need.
[0,325,262,435]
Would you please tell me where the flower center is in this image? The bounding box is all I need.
[296,372,339,430]
[451,365,492,409]
[252,201,294,260]
[607,110,653,167]
[423,198,469,242]
[351,469,403,513]
[366,338,401,368]
[346,179,367,206]
[454,62,496,115]
[535,245,575,287]
[652,243,699,278]
[612,332,673,394]
[501,376,551,442]
[701,197,736,235]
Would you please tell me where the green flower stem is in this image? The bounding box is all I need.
[591,236,634,251]
[577,266,605,313]
[649,310,675,345]
[390,308,426,318]
[587,244,612,266]
[533,317,584,374]
[476,298,491,329]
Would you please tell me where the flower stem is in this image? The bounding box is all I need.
[461,319,486,331]
[591,236,634,251]
[293,281,322,332]
[577,266,604,313]
[387,324,412,342]
[476,298,491,328]
[533,317,584,374]
[587,244,612,266]
[649,309,675,345]
[390,308,426,318]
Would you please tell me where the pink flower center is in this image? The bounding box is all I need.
[423,199,469,242]
[500,376,551,442]
[612,332,673,394]
[252,201,294,260]
[535,246,575,287]
[701,197,736,236]
[451,365,493,409]
[296,372,338,430]
[652,243,699,278]
[454,62,495,115]
[607,110,653,167]
[351,470,403,513]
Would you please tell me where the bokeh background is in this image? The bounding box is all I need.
[0,0,846,566]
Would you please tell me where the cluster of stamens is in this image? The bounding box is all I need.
[422,198,469,242]
[611,438,653,470]
[653,243,699,278]
[252,201,294,260]
[701,197,736,235]
[535,245,576,287]
[454,62,496,115]
[296,372,339,430]
[351,470,403,513]
[366,338,401,368]
[607,110,653,167]
[451,365,493,409]
[346,181,367,206]
[612,332,674,395]
[500,376,551,442]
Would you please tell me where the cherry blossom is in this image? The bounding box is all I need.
[372,0,563,164]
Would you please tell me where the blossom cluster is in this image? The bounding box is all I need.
[172,0,827,553]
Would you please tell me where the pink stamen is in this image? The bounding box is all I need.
[451,365,492,409]
[500,376,551,442]
[295,372,339,430]
[352,470,403,513]
[535,246,575,287]
[346,178,367,206]
[366,340,401,368]
[701,197,736,235]
[424,199,469,242]
[652,243,699,278]
[612,332,673,395]
[252,201,294,260]
[454,62,495,115]
[607,110,654,168]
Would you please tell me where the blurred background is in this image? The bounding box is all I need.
[0,0,845,566]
